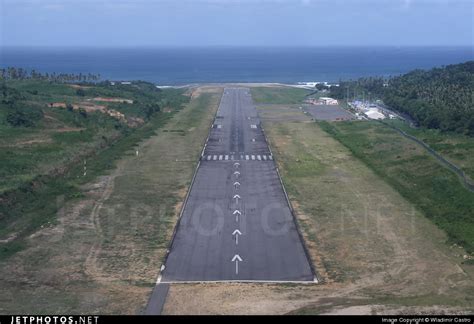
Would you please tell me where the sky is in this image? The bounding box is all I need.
[1,0,473,47]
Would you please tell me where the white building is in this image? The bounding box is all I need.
[366,108,385,120]
[319,97,339,105]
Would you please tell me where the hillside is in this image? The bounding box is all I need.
[0,75,189,258]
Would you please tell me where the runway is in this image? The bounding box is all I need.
[161,88,314,282]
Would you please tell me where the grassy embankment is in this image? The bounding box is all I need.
[0,84,221,314]
[0,79,188,259]
[385,119,474,180]
[319,121,474,254]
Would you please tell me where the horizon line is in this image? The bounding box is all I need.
[1,45,473,49]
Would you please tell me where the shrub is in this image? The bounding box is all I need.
[6,106,44,127]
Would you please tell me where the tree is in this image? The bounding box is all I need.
[6,106,44,127]
[315,83,329,91]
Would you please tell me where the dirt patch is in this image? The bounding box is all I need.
[92,97,134,104]
[163,283,318,315]
[49,127,86,133]
[69,84,91,90]
[0,233,18,244]
[4,138,53,147]
[50,102,107,112]
[190,86,222,100]
[50,102,128,123]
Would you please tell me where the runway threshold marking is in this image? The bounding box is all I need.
[160,279,318,284]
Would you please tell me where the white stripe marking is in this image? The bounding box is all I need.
[160,280,318,284]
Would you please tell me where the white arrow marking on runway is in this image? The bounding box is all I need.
[232,229,242,245]
[234,162,240,168]
[232,254,243,275]
[233,194,241,204]
[233,181,240,188]
[233,209,242,222]
[234,171,240,178]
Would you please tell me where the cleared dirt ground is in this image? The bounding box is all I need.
[162,102,474,315]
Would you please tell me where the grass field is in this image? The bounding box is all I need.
[385,119,474,180]
[320,121,474,253]
[0,86,221,314]
[250,86,311,104]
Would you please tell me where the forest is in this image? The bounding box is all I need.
[330,61,474,136]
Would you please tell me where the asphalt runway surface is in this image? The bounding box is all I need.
[161,88,314,282]
[305,105,355,121]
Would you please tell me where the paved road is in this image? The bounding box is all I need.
[144,283,169,315]
[161,88,314,282]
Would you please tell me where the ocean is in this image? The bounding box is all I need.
[0,46,472,85]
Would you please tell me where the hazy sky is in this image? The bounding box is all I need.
[1,0,473,47]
